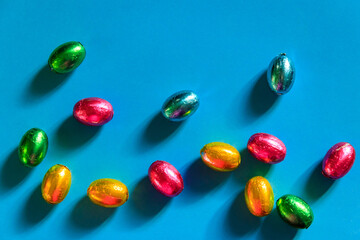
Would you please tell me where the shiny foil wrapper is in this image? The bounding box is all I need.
[162,90,199,121]
[148,161,184,197]
[87,178,129,208]
[322,142,355,179]
[245,176,274,217]
[267,53,295,95]
[276,194,314,229]
[73,97,114,126]
[48,41,86,74]
[18,128,48,167]
[200,142,241,171]
[42,164,72,204]
[247,133,286,164]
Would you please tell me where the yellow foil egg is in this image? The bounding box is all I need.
[245,176,274,217]
[41,164,72,204]
[87,178,129,208]
[200,142,241,171]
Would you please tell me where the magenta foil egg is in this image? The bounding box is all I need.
[247,133,286,164]
[322,142,355,179]
[73,97,114,126]
[148,160,184,197]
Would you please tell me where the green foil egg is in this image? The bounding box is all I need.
[276,194,314,229]
[48,41,86,74]
[18,128,48,167]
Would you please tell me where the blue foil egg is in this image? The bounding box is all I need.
[161,90,199,121]
[267,53,295,95]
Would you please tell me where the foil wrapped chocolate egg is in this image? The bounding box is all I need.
[200,142,241,171]
[48,41,86,74]
[87,178,129,208]
[42,164,71,204]
[162,90,199,121]
[245,176,274,217]
[276,194,314,229]
[267,53,295,95]
[18,128,48,167]
[148,161,184,197]
[73,97,114,126]
[247,133,286,164]
[322,142,355,179]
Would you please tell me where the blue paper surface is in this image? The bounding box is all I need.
[0,1,359,239]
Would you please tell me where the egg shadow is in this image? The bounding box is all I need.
[21,183,55,226]
[0,148,32,190]
[55,116,102,150]
[29,64,72,96]
[129,176,171,219]
[225,190,261,236]
[304,160,336,201]
[142,112,184,145]
[69,196,116,230]
[184,157,231,195]
[232,148,272,184]
[260,209,298,240]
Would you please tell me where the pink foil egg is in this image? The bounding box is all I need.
[322,142,355,179]
[73,97,114,126]
[148,160,184,197]
[247,133,286,164]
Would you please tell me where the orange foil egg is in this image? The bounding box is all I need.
[41,164,72,204]
[200,142,241,171]
[245,176,274,217]
[87,178,129,208]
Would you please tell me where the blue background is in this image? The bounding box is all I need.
[0,0,359,239]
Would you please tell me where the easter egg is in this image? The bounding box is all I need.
[276,194,314,229]
[245,176,274,217]
[322,142,355,179]
[161,90,199,121]
[247,133,286,164]
[200,142,241,171]
[87,178,129,208]
[48,41,86,74]
[18,128,48,167]
[42,164,71,204]
[148,161,184,197]
[267,53,295,95]
[73,97,114,126]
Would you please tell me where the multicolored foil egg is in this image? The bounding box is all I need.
[18,128,48,167]
[245,176,274,217]
[322,142,355,179]
[276,194,314,229]
[87,178,129,208]
[148,160,184,197]
[48,41,86,74]
[200,142,241,171]
[267,53,295,95]
[161,90,199,121]
[73,97,114,126]
[41,164,71,204]
[247,133,286,164]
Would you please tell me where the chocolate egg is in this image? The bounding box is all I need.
[322,142,355,179]
[162,90,199,121]
[73,97,114,126]
[148,161,184,197]
[245,176,274,217]
[200,142,241,171]
[267,53,295,95]
[247,133,286,164]
[18,128,48,167]
[87,178,129,208]
[48,41,86,74]
[42,164,71,204]
[277,194,314,229]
